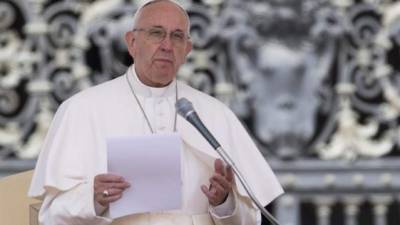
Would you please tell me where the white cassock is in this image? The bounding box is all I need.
[28,66,283,225]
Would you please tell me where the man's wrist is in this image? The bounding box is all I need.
[94,199,108,216]
[218,192,229,206]
[210,191,236,217]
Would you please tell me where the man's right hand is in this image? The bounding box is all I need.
[94,174,131,207]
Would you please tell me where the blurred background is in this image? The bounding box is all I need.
[1,0,400,224]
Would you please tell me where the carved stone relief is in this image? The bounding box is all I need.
[0,0,399,161]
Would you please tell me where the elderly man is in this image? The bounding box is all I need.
[29,0,283,224]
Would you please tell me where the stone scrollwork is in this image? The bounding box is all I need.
[317,2,400,160]
[0,0,140,159]
[0,0,399,161]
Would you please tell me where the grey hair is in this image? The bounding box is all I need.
[132,0,191,34]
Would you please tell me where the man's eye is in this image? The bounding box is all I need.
[149,30,164,37]
[172,32,184,40]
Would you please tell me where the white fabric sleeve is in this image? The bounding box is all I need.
[209,191,258,225]
[38,181,112,225]
[256,210,262,225]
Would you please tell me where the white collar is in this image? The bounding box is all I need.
[127,65,176,98]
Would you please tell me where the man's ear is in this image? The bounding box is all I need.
[184,39,193,58]
[125,31,136,57]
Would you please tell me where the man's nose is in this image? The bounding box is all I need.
[160,35,173,51]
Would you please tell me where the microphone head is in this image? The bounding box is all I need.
[175,98,194,118]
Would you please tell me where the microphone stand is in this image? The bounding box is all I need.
[213,145,281,225]
[176,98,281,225]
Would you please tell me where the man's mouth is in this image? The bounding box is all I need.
[154,58,173,64]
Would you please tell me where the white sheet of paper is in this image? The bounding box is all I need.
[106,133,182,219]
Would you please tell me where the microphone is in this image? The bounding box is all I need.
[175,97,281,225]
[175,98,221,149]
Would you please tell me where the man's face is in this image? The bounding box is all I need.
[125,2,192,87]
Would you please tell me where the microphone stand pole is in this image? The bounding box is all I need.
[214,146,281,225]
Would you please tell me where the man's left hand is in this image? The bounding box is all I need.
[201,159,234,206]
